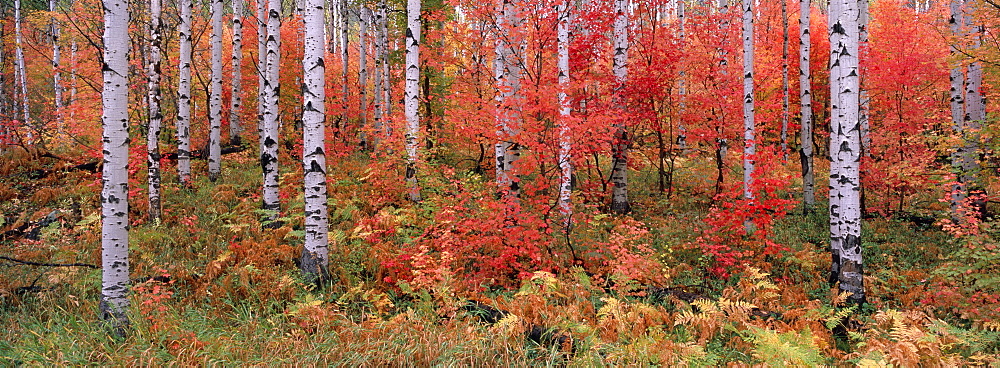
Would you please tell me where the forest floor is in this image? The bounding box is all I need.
[1,145,999,366]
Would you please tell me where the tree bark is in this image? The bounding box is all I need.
[51,0,64,133]
[147,0,163,223]
[949,0,967,216]
[209,0,224,182]
[230,0,244,145]
[178,0,193,186]
[257,0,266,149]
[261,0,282,222]
[557,0,572,224]
[15,0,32,143]
[827,0,843,286]
[301,0,329,285]
[405,0,422,202]
[101,0,131,335]
[610,0,630,214]
[742,0,755,203]
[495,0,523,202]
[373,4,386,146]
[780,0,789,161]
[830,0,865,305]
[360,6,371,141]
[799,0,815,210]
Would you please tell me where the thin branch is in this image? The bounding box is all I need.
[0,256,98,269]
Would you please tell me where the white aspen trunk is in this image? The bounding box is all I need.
[178,0,193,185]
[379,0,391,120]
[209,0,224,182]
[373,6,385,146]
[742,0,755,203]
[257,0,266,148]
[799,0,814,209]
[827,0,843,286]
[15,0,31,143]
[340,0,349,136]
[101,0,130,335]
[780,0,789,161]
[831,0,864,305]
[495,0,523,200]
[262,0,282,221]
[230,0,244,145]
[51,0,64,133]
[557,0,572,222]
[70,41,77,120]
[360,6,370,141]
[301,0,329,284]
[858,0,870,156]
[610,0,630,214]
[0,26,6,144]
[962,0,985,214]
[949,0,967,215]
[405,0,422,202]
[147,0,163,223]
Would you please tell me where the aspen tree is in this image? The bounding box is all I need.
[495,0,523,201]
[261,0,282,223]
[949,0,967,215]
[828,0,843,284]
[258,0,266,147]
[360,6,371,140]
[800,0,814,209]
[374,4,386,144]
[15,0,31,142]
[51,0,64,133]
[208,0,224,182]
[830,0,865,304]
[405,0,422,202]
[741,0,755,203]
[301,0,329,284]
[780,0,789,160]
[610,0,630,214]
[557,0,572,222]
[178,0,193,185]
[147,0,164,222]
[230,0,244,145]
[101,0,131,335]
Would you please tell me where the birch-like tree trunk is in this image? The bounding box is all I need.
[178,0,193,185]
[858,0,870,155]
[147,0,163,223]
[557,0,572,222]
[101,0,131,335]
[261,0,282,222]
[830,0,865,305]
[827,0,842,285]
[51,0,64,133]
[340,0,349,136]
[741,0,755,203]
[676,1,687,152]
[610,0,630,214]
[230,0,244,145]
[799,0,814,210]
[0,26,7,144]
[379,0,392,121]
[301,0,329,284]
[373,5,385,146]
[495,0,523,201]
[962,0,985,216]
[949,0,967,215]
[404,0,422,202]
[360,6,371,141]
[208,0,224,182]
[15,0,31,143]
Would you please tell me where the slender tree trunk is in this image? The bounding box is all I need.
[373,5,385,147]
[359,6,370,142]
[208,0,224,182]
[51,0,64,133]
[742,0,755,203]
[101,0,131,335]
[257,0,266,148]
[780,0,789,161]
[800,0,814,210]
[301,0,329,285]
[15,0,31,143]
[147,0,163,223]
[827,0,842,286]
[340,0,349,137]
[610,0,630,214]
[0,24,7,145]
[230,0,244,145]
[381,0,391,118]
[949,0,967,216]
[830,0,865,305]
[495,0,523,201]
[963,0,985,215]
[676,1,687,152]
[404,0,422,202]
[261,0,282,223]
[557,0,572,223]
[178,0,193,186]
[70,41,77,120]
[858,0,870,156]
